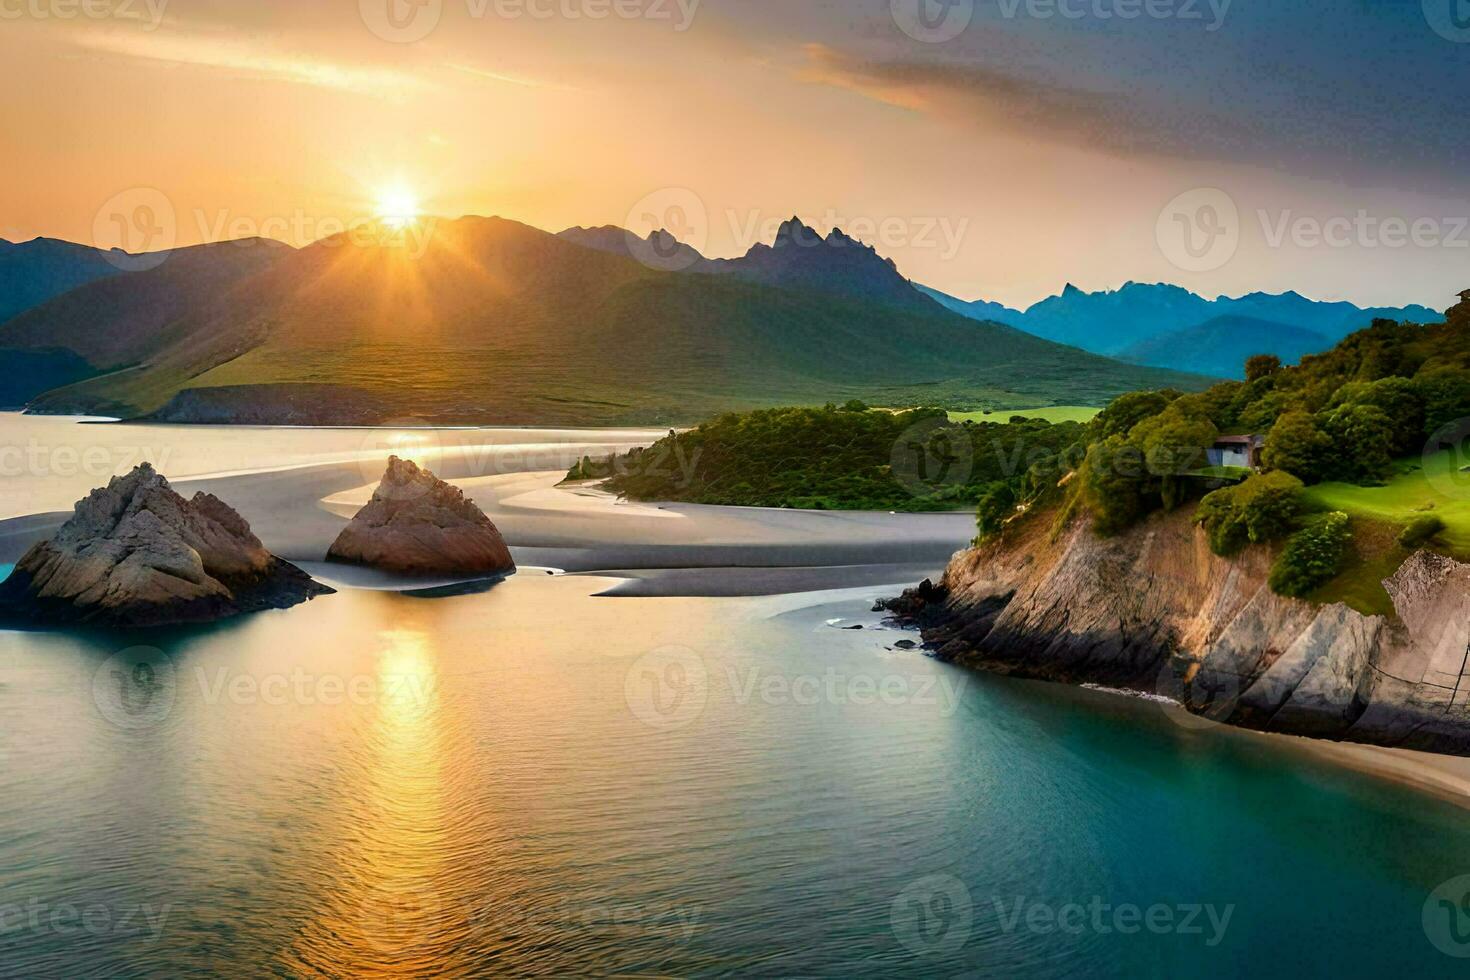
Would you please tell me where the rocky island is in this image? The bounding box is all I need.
[0,463,332,628]
[327,456,516,578]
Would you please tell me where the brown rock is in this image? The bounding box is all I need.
[326,456,515,578]
[889,507,1470,756]
[0,463,332,628]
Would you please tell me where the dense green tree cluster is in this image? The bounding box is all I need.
[573,404,1087,516]
[1083,295,1470,534]
[1196,472,1304,556]
[1269,512,1353,598]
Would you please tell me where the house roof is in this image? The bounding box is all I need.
[1213,434,1263,446]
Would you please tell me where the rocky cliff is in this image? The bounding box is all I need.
[0,463,331,628]
[327,456,516,578]
[885,507,1470,756]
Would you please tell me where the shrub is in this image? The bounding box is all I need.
[1269,512,1352,598]
[1398,514,1446,549]
[1196,471,1304,556]
[974,483,1017,542]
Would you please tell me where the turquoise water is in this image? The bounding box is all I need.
[2,575,1469,977]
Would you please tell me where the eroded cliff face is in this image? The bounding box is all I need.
[889,508,1470,756]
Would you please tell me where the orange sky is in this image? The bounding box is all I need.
[3,0,1468,311]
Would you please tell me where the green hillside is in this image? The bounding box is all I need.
[10,217,1208,426]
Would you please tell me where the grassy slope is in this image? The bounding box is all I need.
[1302,451,1470,552]
[949,406,1101,424]
[19,220,1209,425]
[1300,451,1470,615]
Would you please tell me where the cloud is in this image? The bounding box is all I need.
[798,43,1252,166]
[444,62,577,91]
[67,25,428,96]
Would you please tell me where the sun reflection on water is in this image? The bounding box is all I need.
[281,628,468,978]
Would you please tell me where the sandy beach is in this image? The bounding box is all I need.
[0,415,975,596]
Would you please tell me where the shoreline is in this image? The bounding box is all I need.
[1073,679,1470,811]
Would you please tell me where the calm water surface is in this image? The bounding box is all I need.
[1,576,1470,977]
[3,416,1470,977]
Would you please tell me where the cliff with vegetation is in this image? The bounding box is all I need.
[885,506,1470,755]
[881,291,1470,755]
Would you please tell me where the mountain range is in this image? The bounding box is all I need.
[0,237,133,323]
[921,281,1444,378]
[0,217,1204,425]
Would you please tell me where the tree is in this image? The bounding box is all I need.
[1130,407,1217,510]
[1245,354,1282,382]
[1416,369,1470,438]
[1262,410,1334,483]
[1094,390,1175,440]
[1318,403,1396,483]
[975,483,1017,541]
[1196,471,1303,556]
[1333,377,1424,457]
[1269,512,1352,598]
[1082,436,1155,534]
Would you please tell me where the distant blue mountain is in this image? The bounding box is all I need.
[917,285,1026,326]
[0,237,129,324]
[1118,315,1332,380]
[923,281,1447,369]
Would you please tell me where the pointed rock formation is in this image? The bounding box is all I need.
[0,463,331,628]
[327,456,516,578]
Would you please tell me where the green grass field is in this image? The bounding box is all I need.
[948,406,1101,425]
[1302,450,1470,554]
[1299,450,1470,616]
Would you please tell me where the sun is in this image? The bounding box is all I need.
[375,186,420,229]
